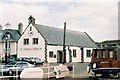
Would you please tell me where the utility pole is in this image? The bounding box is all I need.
[62,22,66,64]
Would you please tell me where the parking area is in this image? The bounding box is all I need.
[0,62,120,80]
[0,62,86,79]
[35,62,90,79]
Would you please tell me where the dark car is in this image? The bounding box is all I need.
[0,61,34,76]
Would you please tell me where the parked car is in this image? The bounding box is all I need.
[0,61,34,76]
[17,57,29,62]
[1,56,17,64]
[27,57,44,65]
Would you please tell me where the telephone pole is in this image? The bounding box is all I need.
[62,22,66,64]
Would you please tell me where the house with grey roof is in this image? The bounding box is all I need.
[18,16,97,63]
[0,29,21,61]
[97,40,120,49]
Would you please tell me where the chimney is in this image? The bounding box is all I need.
[28,15,35,25]
[18,23,23,34]
[5,23,11,29]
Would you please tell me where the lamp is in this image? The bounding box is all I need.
[5,34,8,64]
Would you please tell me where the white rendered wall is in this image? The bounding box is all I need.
[69,46,81,62]
[84,48,93,62]
[47,45,63,63]
[0,43,4,57]
[10,42,17,55]
[18,24,45,61]
[47,45,81,63]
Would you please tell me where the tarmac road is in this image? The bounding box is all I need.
[1,62,120,80]
[41,63,120,80]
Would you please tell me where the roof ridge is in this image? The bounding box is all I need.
[35,24,84,34]
[35,24,63,30]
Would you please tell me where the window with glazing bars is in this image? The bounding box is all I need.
[24,39,29,45]
[33,38,38,44]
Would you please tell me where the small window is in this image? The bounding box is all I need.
[108,44,112,47]
[102,45,105,47]
[96,51,99,58]
[73,49,77,57]
[102,51,106,58]
[86,50,91,57]
[94,50,97,58]
[30,26,32,31]
[49,51,54,58]
[33,38,38,44]
[24,39,29,45]
[109,51,113,58]
[112,44,116,46]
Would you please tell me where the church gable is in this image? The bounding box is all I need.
[18,16,45,60]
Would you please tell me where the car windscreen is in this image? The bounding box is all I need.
[3,62,16,69]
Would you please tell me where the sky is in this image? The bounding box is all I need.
[0,0,119,42]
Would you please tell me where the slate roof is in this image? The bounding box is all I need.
[34,24,97,48]
[0,29,21,42]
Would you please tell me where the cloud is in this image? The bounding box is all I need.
[0,1,118,42]
[43,1,118,41]
[11,0,119,2]
[0,2,49,29]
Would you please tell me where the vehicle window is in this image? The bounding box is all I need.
[29,57,33,60]
[109,51,113,58]
[4,63,15,68]
[36,58,38,60]
[94,50,99,58]
[16,62,22,67]
[7,62,16,65]
[22,63,28,66]
[97,51,99,58]
[102,51,106,58]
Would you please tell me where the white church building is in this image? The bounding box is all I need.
[18,16,97,63]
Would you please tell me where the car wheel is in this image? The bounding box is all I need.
[34,61,36,65]
[40,63,43,65]
[9,70,14,76]
[117,72,120,78]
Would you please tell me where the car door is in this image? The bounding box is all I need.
[21,62,28,68]
[14,62,23,71]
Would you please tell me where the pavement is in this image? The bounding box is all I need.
[38,62,120,80]
[36,62,91,79]
[0,62,120,80]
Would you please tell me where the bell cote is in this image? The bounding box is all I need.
[28,15,35,25]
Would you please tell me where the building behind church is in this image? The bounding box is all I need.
[0,26,21,62]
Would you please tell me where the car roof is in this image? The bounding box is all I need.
[17,61,28,63]
[7,61,17,65]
